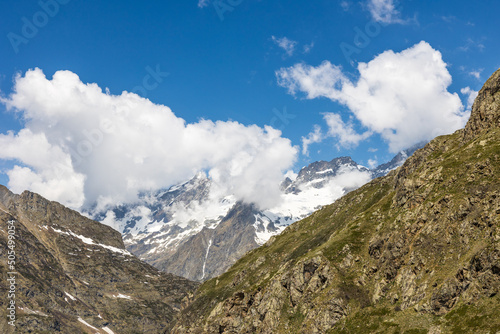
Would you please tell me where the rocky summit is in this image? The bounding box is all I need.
[0,187,198,333]
[170,69,500,333]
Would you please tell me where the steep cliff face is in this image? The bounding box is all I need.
[0,187,198,334]
[464,67,500,140]
[170,69,500,333]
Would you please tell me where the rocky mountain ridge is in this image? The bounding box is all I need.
[0,186,198,333]
[169,68,500,333]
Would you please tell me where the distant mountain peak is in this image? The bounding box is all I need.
[371,142,426,179]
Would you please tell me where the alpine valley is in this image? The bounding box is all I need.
[92,146,422,282]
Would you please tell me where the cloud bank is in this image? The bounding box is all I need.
[0,69,297,211]
[277,41,470,153]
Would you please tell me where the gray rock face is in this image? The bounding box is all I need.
[0,186,198,334]
[159,203,260,281]
[464,68,500,140]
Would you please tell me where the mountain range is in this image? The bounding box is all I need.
[93,146,422,282]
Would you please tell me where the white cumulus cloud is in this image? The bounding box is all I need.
[276,41,469,153]
[277,61,347,99]
[301,113,371,155]
[303,42,315,54]
[0,68,297,211]
[323,113,372,149]
[301,125,323,156]
[368,158,378,169]
[468,70,482,80]
[461,87,478,110]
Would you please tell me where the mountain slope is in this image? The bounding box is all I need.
[0,187,198,334]
[170,69,500,333]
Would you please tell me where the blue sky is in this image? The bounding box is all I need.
[0,0,498,209]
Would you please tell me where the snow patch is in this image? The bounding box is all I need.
[18,307,48,317]
[201,239,213,280]
[267,167,371,222]
[51,227,132,256]
[99,177,236,257]
[112,293,133,300]
[253,215,286,245]
[102,327,115,334]
[78,317,99,331]
[316,168,333,174]
[64,292,76,301]
[170,195,235,230]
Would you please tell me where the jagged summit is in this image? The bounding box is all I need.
[464,68,500,139]
[283,156,368,195]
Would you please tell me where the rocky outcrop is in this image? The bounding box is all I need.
[431,247,500,314]
[464,67,500,139]
[170,68,500,333]
[0,187,198,334]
